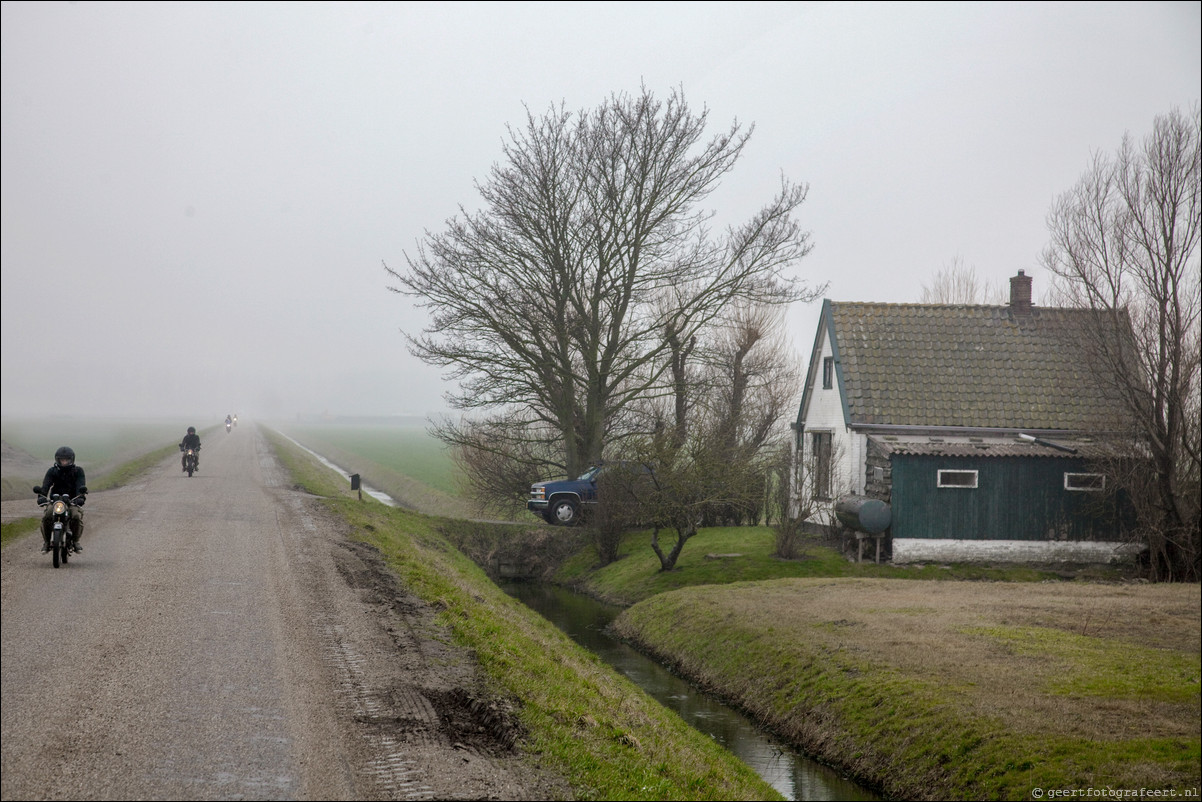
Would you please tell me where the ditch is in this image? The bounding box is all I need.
[501,581,881,801]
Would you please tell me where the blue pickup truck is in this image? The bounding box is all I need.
[527,461,652,526]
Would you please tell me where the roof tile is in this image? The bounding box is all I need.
[830,302,1131,431]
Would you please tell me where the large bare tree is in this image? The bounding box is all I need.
[387,88,820,481]
[1041,104,1201,582]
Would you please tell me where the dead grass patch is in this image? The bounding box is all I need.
[614,578,1201,799]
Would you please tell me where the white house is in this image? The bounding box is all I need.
[791,271,1141,564]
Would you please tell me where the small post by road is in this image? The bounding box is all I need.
[350,473,361,501]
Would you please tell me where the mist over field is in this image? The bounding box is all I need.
[2,3,1197,422]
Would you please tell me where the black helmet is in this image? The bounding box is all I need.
[187,426,196,434]
[54,446,75,467]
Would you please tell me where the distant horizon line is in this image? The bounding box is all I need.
[0,412,446,423]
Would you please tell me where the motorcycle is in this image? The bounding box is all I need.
[181,445,200,477]
[225,421,232,433]
[34,486,84,568]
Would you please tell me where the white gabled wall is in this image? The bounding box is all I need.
[796,324,863,523]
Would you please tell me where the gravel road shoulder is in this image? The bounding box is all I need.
[271,487,572,800]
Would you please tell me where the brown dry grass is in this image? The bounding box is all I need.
[615,577,1201,798]
[721,579,1199,740]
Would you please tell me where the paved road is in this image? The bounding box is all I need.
[1,424,552,800]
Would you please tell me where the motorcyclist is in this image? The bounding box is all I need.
[37,446,87,553]
[225,414,233,432]
[179,426,202,471]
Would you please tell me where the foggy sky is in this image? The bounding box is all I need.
[2,1,1199,423]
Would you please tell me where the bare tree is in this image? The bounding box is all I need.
[578,301,803,568]
[700,303,801,525]
[624,425,762,572]
[773,435,850,559]
[434,411,559,519]
[920,256,1008,304]
[387,88,822,481]
[1041,104,1201,582]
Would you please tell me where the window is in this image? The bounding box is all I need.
[937,469,978,488]
[1065,473,1105,491]
[822,357,834,389]
[811,431,832,500]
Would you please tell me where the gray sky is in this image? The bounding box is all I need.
[2,1,1199,422]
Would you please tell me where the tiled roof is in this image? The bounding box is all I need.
[830,302,1130,431]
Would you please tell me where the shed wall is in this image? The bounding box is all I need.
[891,454,1129,541]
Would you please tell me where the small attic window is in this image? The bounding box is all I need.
[937,469,978,488]
[822,357,834,389]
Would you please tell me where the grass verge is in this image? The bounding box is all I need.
[1,517,40,549]
[87,441,183,492]
[554,525,1127,607]
[610,578,1200,800]
[275,424,462,516]
[262,427,782,801]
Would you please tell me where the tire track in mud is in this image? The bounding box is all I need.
[314,613,438,800]
[268,482,468,799]
[260,427,565,800]
[269,479,435,800]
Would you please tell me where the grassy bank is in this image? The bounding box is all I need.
[557,530,1200,799]
[554,525,1128,607]
[1,517,40,549]
[612,579,1199,800]
[275,423,462,516]
[263,428,781,801]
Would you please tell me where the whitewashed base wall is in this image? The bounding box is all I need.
[892,539,1144,564]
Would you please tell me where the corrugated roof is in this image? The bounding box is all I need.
[870,437,1121,459]
[831,302,1130,431]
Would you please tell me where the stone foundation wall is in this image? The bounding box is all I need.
[892,538,1144,564]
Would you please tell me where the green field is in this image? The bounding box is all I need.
[277,423,464,515]
[280,424,457,494]
[2,417,202,467]
[1,417,209,501]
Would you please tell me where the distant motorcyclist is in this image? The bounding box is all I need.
[179,426,202,472]
[225,414,232,432]
[37,446,87,553]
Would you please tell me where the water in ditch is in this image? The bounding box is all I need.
[501,581,881,801]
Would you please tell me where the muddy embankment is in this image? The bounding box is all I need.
[437,519,588,582]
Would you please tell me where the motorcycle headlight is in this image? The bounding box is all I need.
[52,501,67,515]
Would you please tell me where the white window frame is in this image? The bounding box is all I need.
[1064,472,1105,492]
[937,469,978,488]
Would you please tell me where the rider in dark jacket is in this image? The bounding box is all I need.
[179,426,201,471]
[38,446,87,552]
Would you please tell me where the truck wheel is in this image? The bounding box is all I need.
[550,499,580,526]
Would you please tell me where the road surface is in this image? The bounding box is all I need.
[1,424,563,800]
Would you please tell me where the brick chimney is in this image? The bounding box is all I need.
[1009,270,1033,315]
